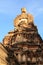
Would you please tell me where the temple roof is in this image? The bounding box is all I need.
[14,8,33,27]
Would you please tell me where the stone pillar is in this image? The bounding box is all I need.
[18,53,21,62]
[22,55,26,62]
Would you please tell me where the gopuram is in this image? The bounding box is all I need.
[0,8,43,65]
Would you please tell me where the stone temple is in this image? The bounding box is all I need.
[0,8,43,65]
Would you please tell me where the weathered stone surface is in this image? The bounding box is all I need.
[0,43,8,65]
[0,8,43,65]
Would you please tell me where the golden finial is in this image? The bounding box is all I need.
[21,8,26,13]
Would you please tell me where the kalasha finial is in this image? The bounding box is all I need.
[21,8,26,13]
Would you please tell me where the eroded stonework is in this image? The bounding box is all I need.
[0,43,8,65]
[0,8,43,65]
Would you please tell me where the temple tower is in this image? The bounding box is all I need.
[0,8,43,65]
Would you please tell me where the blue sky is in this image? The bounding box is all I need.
[0,0,43,42]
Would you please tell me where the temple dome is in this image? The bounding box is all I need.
[14,8,34,27]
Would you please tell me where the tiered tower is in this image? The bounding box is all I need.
[1,8,43,65]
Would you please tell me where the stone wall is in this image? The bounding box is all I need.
[0,43,8,65]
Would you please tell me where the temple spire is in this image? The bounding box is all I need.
[14,8,33,28]
[21,8,26,13]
